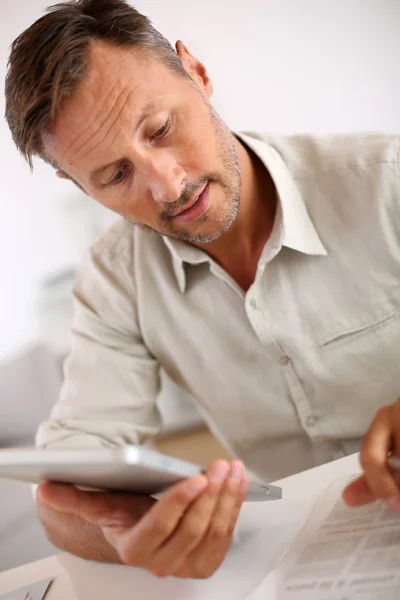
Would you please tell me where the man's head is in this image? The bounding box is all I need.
[5,0,241,243]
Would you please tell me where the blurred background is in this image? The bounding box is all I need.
[0,0,399,572]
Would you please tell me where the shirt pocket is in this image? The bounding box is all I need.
[313,308,400,440]
[318,309,399,349]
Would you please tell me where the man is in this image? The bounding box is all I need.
[5,0,400,580]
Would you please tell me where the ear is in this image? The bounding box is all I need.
[175,40,213,99]
[56,169,70,180]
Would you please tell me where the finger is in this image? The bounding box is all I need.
[187,464,250,577]
[342,475,375,506]
[116,473,208,565]
[204,460,246,541]
[359,405,398,501]
[148,460,231,577]
[176,470,251,579]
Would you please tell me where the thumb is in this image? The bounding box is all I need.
[342,475,375,507]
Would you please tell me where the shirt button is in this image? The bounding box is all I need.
[305,414,317,428]
[279,356,290,366]
[249,298,257,310]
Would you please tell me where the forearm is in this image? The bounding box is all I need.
[36,498,122,564]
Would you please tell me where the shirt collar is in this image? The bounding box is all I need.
[162,235,209,293]
[163,131,327,293]
[237,132,327,258]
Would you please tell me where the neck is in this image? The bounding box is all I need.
[196,136,277,291]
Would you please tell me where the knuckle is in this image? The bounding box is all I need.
[174,565,194,579]
[209,522,229,539]
[118,542,141,567]
[193,564,216,579]
[151,514,171,537]
[149,565,170,578]
[359,446,381,471]
[360,445,379,471]
[173,486,195,507]
[177,557,223,580]
[182,518,204,540]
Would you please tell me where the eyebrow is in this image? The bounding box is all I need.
[88,101,159,186]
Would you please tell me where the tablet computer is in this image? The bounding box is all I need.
[0,445,282,502]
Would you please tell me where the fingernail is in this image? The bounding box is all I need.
[229,461,244,482]
[386,496,400,511]
[186,475,208,496]
[209,460,230,483]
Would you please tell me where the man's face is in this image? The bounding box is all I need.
[44,41,241,243]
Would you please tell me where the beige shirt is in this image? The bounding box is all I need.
[36,131,400,482]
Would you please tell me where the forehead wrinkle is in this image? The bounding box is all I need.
[69,87,134,166]
[62,43,135,154]
[62,82,123,158]
[94,94,167,166]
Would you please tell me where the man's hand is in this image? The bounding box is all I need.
[38,458,250,579]
[343,398,400,511]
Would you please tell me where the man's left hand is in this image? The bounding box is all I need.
[343,398,400,511]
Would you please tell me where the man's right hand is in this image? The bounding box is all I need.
[37,458,250,579]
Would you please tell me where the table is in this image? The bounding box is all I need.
[0,453,361,599]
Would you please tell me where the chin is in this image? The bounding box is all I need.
[176,219,234,244]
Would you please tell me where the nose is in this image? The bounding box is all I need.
[138,150,186,204]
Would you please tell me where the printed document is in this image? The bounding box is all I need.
[249,476,400,599]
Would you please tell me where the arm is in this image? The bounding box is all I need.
[35,222,161,556]
[343,135,400,509]
[36,221,162,450]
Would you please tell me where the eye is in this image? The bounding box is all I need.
[150,117,171,141]
[107,164,130,186]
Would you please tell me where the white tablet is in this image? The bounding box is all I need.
[0,446,282,502]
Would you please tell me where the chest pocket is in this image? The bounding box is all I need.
[313,306,400,439]
[318,309,398,349]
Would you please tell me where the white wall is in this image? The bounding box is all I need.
[1,0,399,360]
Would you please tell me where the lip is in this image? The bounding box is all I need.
[172,182,210,222]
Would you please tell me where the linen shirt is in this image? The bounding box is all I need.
[36,131,400,482]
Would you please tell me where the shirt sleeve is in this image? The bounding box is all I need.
[35,223,162,449]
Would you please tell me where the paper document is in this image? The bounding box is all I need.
[249,475,400,599]
[0,577,53,600]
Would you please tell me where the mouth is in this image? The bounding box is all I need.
[171,182,210,222]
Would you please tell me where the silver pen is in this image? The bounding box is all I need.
[388,456,400,470]
[245,481,282,502]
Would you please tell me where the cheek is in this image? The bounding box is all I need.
[90,187,136,220]
[122,186,162,226]
[176,112,215,170]
[94,183,160,226]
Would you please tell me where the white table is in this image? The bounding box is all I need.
[0,454,361,599]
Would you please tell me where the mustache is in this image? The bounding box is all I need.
[160,175,215,220]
